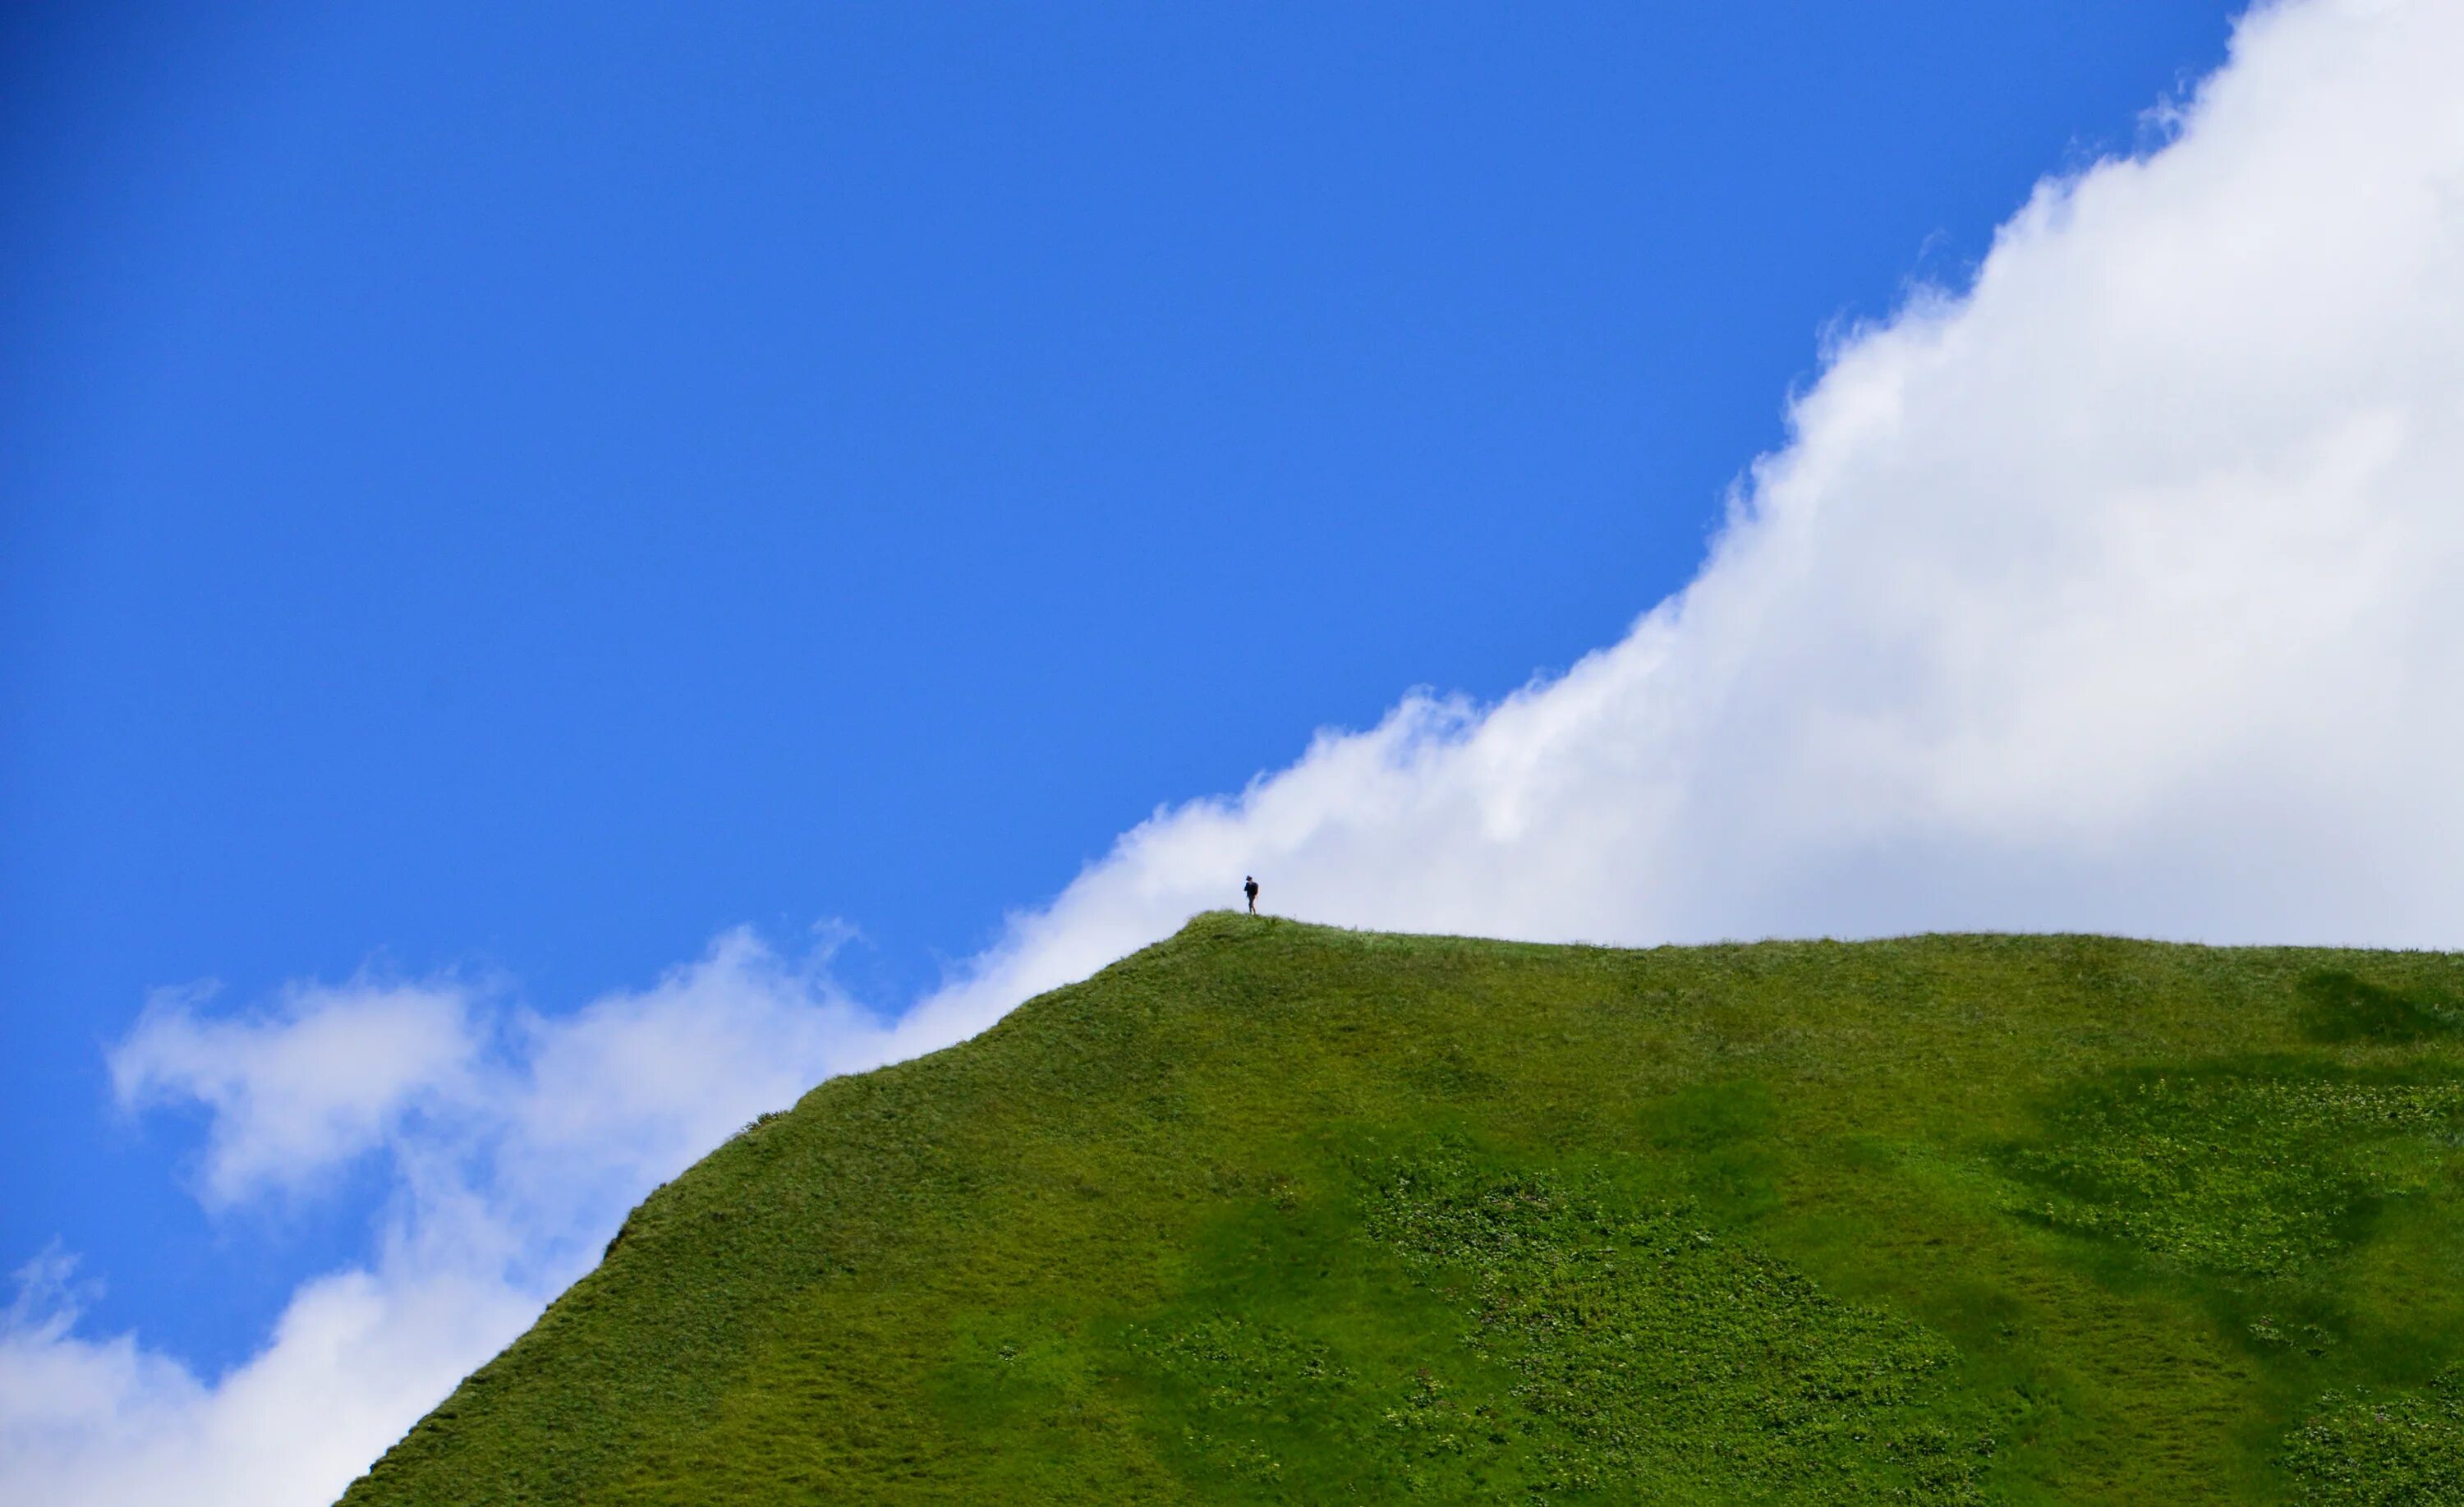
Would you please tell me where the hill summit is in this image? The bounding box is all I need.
[343,915,2464,1503]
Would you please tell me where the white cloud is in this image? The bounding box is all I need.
[2,932,890,1507]
[2,1255,533,1507]
[14,0,2464,1500]
[110,979,482,1208]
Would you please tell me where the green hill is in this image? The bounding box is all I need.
[341,916,2464,1504]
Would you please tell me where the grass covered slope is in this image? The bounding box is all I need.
[342,917,2464,1504]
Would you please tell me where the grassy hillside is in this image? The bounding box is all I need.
[341,916,2464,1504]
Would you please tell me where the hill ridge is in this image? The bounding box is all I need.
[344,918,2464,1504]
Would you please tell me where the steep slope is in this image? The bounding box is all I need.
[342,916,2464,1504]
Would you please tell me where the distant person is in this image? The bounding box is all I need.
[1243,875,1260,914]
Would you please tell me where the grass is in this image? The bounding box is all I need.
[339,915,2464,1503]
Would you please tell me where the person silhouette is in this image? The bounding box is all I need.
[1243,875,1260,914]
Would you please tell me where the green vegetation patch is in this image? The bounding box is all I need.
[1115,1143,1998,1503]
[1114,1158,1537,1501]
[1128,1314,1366,1488]
[2282,1369,2464,1504]
[2001,1065,2464,1276]
[2297,969,2464,1045]
[1358,1143,1997,1503]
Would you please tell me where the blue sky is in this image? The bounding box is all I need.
[3,0,2247,1424]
